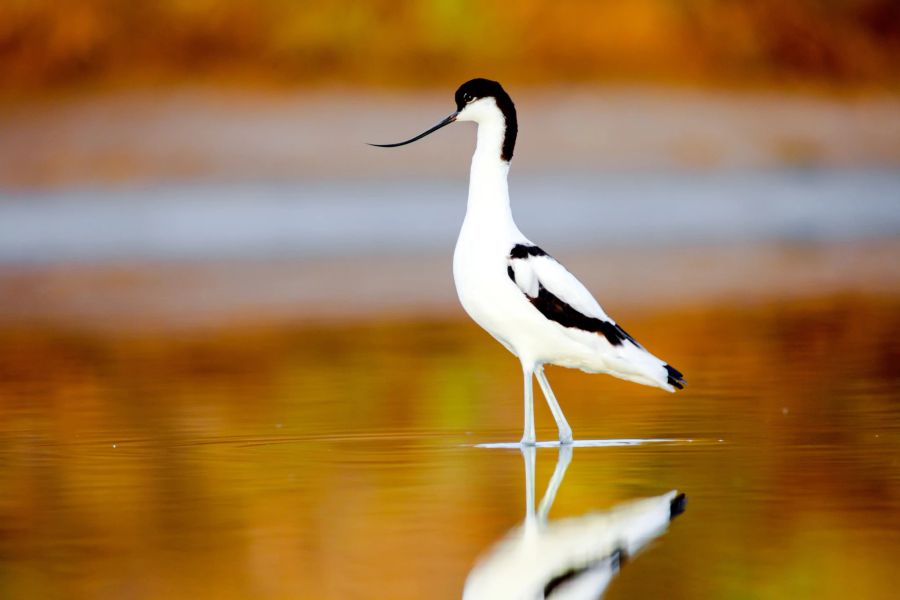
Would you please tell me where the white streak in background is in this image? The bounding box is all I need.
[0,170,898,263]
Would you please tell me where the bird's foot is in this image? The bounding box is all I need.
[520,435,537,447]
[559,430,574,445]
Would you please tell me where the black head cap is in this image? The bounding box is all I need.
[455,78,518,162]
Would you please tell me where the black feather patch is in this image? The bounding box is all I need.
[509,243,547,259]
[529,284,633,347]
[543,548,623,597]
[543,567,582,597]
[670,493,688,519]
[664,364,686,390]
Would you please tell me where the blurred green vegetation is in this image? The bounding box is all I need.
[1,0,898,93]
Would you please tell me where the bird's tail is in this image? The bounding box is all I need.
[599,342,687,392]
[664,364,686,390]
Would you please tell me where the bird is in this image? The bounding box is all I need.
[371,78,685,445]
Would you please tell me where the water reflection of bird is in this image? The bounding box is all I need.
[372,78,685,445]
[463,446,686,599]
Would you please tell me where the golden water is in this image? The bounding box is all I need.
[1,295,898,598]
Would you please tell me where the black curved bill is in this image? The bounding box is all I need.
[368,112,457,148]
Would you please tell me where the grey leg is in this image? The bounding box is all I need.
[535,365,573,444]
[521,364,536,446]
[520,445,537,530]
[537,445,573,522]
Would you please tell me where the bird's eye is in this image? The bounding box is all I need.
[464,93,474,103]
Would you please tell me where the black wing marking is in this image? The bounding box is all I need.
[507,244,638,348]
[664,364,686,389]
[543,548,624,597]
[530,283,637,347]
[509,243,548,259]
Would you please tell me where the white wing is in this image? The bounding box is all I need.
[525,254,612,322]
[507,244,637,347]
[507,243,686,391]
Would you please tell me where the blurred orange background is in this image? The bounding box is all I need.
[2,0,899,96]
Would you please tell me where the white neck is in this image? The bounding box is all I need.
[465,120,513,222]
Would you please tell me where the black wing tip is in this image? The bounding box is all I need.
[665,364,686,390]
[670,493,688,520]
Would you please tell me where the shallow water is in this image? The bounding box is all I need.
[1,295,899,599]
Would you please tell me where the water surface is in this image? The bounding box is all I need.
[1,294,898,598]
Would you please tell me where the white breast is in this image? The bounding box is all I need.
[452,215,526,352]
